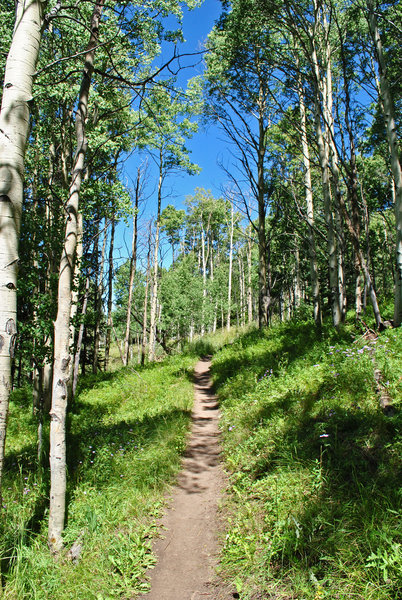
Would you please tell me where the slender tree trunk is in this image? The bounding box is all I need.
[367,1,402,325]
[93,219,107,373]
[297,67,321,325]
[105,216,115,370]
[238,253,246,327]
[323,12,346,322]
[337,184,383,327]
[48,0,104,553]
[246,230,253,324]
[227,201,234,331]
[257,99,269,328]
[72,276,90,398]
[0,0,44,499]
[311,38,341,326]
[68,211,84,396]
[123,170,140,366]
[200,223,207,335]
[148,157,163,362]
[294,246,301,309]
[336,18,363,319]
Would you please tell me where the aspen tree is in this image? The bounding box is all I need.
[48,0,104,553]
[123,168,141,366]
[0,0,45,496]
[367,0,402,325]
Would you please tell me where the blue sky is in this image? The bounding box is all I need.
[117,0,229,266]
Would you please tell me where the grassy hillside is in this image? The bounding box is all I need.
[212,319,401,599]
[1,353,199,599]
[1,322,400,599]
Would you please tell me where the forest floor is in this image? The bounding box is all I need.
[140,357,232,600]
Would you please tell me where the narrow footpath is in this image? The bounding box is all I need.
[141,357,226,600]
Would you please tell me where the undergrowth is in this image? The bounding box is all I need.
[212,319,402,600]
[1,352,198,599]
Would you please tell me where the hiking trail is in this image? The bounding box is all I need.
[141,357,227,600]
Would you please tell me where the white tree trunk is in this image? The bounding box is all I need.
[310,29,341,327]
[123,170,140,366]
[200,224,207,335]
[93,220,107,373]
[297,68,321,326]
[367,1,402,325]
[227,202,234,331]
[246,230,253,324]
[105,216,115,369]
[148,158,163,361]
[72,276,89,398]
[48,0,104,553]
[141,225,152,366]
[0,0,44,495]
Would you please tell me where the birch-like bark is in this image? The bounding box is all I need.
[296,68,321,326]
[367,1,402,325]
[141,223,152,366]
[322,12,346,322]
[294,246,301,309]
[238,252,245,327]
[227,201,234,331]
[123,170,140,366]
[310,23,341,327]
[68,211,83,396]
[246,229,253,324]
[48,0,104,553]
[93,220,107,373]
[257,83,269,328]
[200,222,207,335]
[72,276,89,398]
[0,0,44,497]
[105,216,115,369]
[148,157,163,362]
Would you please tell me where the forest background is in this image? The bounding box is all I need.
[0,0,401,597]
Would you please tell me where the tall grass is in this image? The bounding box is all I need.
[212,319,401,600]
[1,353,197,599]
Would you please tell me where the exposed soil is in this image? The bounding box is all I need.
[140,357,229,600]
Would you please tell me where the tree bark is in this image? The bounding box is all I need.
[48,0,104,553]
[367,0,402,326]
[148,155,163,362]
[105,216,115,370]
[227,201,234,331]
[296,67,321,326]
[311,30,341,327]
[72,276,90,398]
[141,223,152,366]
[0,0,45,498]
[93,218,107,373]
[123,169,140,366]
[246,228,253,324]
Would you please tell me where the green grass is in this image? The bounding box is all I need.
[212,319,402,600]
[1,353,198,599]
[2,321,400,599]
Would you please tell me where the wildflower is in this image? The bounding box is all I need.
[320,434,329,438]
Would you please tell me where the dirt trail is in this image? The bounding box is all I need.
[141,357,226,600]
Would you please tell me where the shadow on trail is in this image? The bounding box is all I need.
[174,360,222,496]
